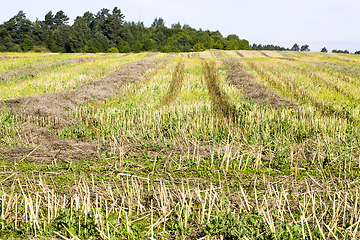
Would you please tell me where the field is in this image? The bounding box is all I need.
[0,50,360,239]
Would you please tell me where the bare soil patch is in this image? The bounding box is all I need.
[224,58,299,109]
[297,52,309,57]
[0,56,22,61]
[212,51,222,58]
[0,124,102,163]
[277,51,291,57]
[260,51,272,58]
[145,52,159,57]
[0,63,51,81]
[235,51,244,57]
[192,53,200,58]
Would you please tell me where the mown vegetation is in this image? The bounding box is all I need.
[0,50,360,239]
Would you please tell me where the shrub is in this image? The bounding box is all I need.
[107,47,119,53]
[21,39,34,51]
[193,43,205,52]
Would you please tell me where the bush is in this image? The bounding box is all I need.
[117,42,131,53]
[34,48,41,53]
[21,39,34,51]
[107,47,119,53]
[193,43,205,52]
[332,49,349,54]
[355,50,360,55]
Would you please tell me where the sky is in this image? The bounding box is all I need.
[1,0,359,52]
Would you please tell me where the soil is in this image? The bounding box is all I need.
[319,53,330,57]
[145,52,159,57]
[212,51,222,58]
[0,63,51,81]
[0,55,172,163]
[235,51,244,57]
[224,58,299,109]
[260,51,272,58]
[297,52,309,57]
[0,56,22,61]
[277,51,291,57]
[191,53,200,58]
[0,124,103,163]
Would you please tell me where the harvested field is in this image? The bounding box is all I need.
[237,50,265,58]
[224,58,298,109]
[235,50,244,57]
[0,62,51,81]
[0,58,165,118]
[1,51,360,239]
[212,50,222,58]
[260,51,272,58]
[277,51,291,57]
[0,57,98,81]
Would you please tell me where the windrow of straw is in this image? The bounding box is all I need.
[244,59,360,123]
[202,60,238,122]
[158,61,185,108]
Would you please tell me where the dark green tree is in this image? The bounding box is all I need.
[117,41,131,53]
[291,43,300,51]
[151,18,165,29]
[300,44,310,51]
[321,47,327,53]
[94,7,124,45]
[44,11,55,29]
[52,25,71,52]
[143,38,155,51]
[332,49,349,54]
[155,31,167,47]
[54,10,70,27]
[32,19,50,43]
[69,17,90,52]
[21,38,33,51]
[82,11,95,30]
[7,11,33,44]
[0,7,253,54]
[94,31,110,51]
[225,34,250,50]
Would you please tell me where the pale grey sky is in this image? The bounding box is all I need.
[1,0,359,52]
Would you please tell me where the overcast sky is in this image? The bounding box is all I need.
[1,0,359,52]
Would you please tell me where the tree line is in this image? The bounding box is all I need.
[0,8,251,53]
[253,43,359,54]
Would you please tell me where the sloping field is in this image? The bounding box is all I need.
[0,51,360,239]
